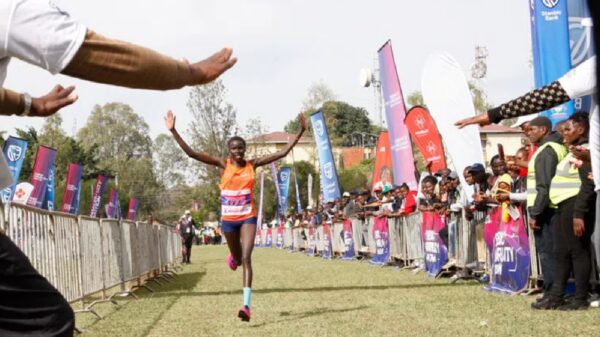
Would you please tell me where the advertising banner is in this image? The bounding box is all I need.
[90,175,109,217]
[310,111,341,202]
[322,224,332,260]
[27,145,56,209]
[484,206,530,294]
[277,167,292,218]
[62,163,83,214]
[1,136,28,203]
[421,52,485,203]
[372,131,393,190]
[377,40,417,190]
[342,219,355,260]
[369,217,390,265]
[530,0,574,125]
[421,212,448,277]
[127,197,140,221]
[405,106,447,173]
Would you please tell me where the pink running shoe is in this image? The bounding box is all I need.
[227,254,238,271]
[238,305,251,322]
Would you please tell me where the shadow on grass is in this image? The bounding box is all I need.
[250,305,369,328]
[147,281,477,298]
[76,271,206,332]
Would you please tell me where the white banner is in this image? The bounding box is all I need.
[421,52,484,202]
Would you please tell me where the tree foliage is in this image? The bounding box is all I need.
[186,80,238,216]
[153,133,187,188]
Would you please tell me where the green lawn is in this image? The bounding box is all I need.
[76,245,600,337]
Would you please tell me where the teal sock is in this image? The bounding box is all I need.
[243,287,251,308]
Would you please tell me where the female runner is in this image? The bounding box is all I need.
[165,110,306,321]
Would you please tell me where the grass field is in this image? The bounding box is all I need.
[76,245,600,337]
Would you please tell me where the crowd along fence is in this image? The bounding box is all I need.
[0,202,182,323]
[276,208,544,294]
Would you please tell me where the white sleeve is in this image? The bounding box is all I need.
[558,56,597,99]
[6,0,86,74]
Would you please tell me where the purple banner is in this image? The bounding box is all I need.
[127,197,140,221]
[377,40,417,190]
[369,217,390,265]
[342,220,355,260]
[484,207,531,294]
[322,224,333,260]
[421,212,448,277]
[90,175,109,217]
[105,188,119,219]
[62,163,83,214]
[27,145,57,209]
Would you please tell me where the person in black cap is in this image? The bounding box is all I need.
[467,163,490,210]
[526,116,568,299]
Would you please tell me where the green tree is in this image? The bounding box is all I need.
[186,80,237,215]
[284,80,337,134]
[407,91,425,108]
[338,166,368,193]
[77,102,159,216]
[14,127,39,182]
[153,133,187,188]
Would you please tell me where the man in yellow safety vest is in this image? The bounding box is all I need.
[525,116,568,299]
[532,112,596,311]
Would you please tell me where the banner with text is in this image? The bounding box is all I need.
[27,145,56,209]
[372,131,393,191]
[484,206,530,294]
[277,167,292,218]
[310,111,341,202]
[406,106,447,173]
[377,40,417,190]
[369,217,390,265]
[530,0,574,126]
[342,219,355,260]
[62,163,83,214]
[1,136,28,203]
[90,175,109,217]
[127,197,140,221]
[421,212,448,277]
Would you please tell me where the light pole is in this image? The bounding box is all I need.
[360,58,385,129]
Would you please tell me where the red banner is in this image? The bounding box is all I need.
[372,131,393,191]
[405,106,446,172]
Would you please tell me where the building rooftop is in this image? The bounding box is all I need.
[247,131,313,144]
[479,124,523,134]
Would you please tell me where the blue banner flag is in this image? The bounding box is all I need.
[568,0,595,113]
[369,217,390,265]
[44,167,55,211]
[90,175,109,217]
[530,0,574,126]
[277,167,291,218]
[310,111,341,202]
[1,136,28,203]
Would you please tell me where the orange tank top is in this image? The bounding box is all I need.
[219,159,256,221]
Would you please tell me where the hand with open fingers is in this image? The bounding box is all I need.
[454,114,490,129]
[573,218,585,237]
[165,110,176,131]
[189,47,237,85]
[31,85,78,117]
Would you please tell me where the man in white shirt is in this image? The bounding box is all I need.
[0,1,236,335]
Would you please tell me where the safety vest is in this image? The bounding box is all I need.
[526,141,568,208]
[549,144,588,205]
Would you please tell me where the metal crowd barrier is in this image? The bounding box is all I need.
[0,202,182,323]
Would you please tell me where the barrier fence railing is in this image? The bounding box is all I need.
[0,202,182,322]
[278,209,548,293]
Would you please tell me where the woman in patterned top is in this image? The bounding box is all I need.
[166,110,306,322]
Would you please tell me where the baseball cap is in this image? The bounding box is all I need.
[343,191,351,197]
[468,163,485,174]
[185,210,191,215]
[448,171,459,180]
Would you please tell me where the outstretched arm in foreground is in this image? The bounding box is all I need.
[165,110,225,169]
[251,113,307,167]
